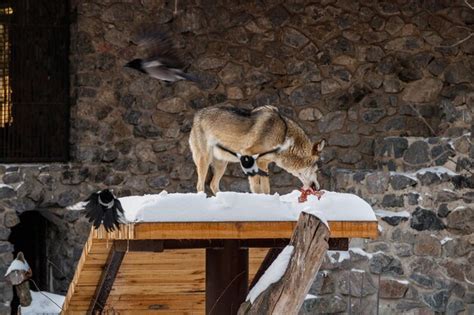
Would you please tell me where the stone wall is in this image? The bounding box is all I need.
[0,0,473,313]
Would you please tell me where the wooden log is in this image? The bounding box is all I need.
[238,212,329,315]
[16,281,32,307]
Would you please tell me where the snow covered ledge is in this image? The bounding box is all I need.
[117,190,377,224]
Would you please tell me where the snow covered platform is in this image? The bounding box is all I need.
[62,191,377,314]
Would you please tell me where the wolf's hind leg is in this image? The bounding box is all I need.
[210,159,227,195]
[194,153,211,193]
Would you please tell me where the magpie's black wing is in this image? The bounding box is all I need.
[85,192,103,229]
[84,191,124,232]
[135,28,185,69]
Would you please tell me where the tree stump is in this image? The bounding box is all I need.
[238,212,329,315]
[4,252,32,307]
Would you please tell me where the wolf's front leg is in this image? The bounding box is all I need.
[257,160,271,194]
[248,175,262,193]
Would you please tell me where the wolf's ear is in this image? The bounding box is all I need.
[312,139,326,155]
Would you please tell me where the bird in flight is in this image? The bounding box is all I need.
[125,29,196,83]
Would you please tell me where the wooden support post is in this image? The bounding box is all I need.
[238,212,330,315]
[88,243,125,314]
[206,240,249,315]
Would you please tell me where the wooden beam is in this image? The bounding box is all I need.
[328,238,349,250]
[164,239,289,249]
[206,240,249,315]
[115,240,164,252]
[92,221,378,240]
[239,212,330,314]
[88,243,125,314]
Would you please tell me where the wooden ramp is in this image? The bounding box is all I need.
[62,221,377,314]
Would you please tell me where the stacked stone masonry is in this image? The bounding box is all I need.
[0,0,473,314]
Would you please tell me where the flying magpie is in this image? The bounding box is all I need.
[125,29,196,83]
[84,189,124,232]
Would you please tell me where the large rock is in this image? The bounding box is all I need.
[403,141,430,165]
[366,172,390,194]
[390,174,417,190]
[282,28,309,48]
[422,290,450,312]
[0,186,16,199]
[328,134,360,147]
[300,294,347,314]
[446,207,474,233]
[379,278,409,298]
[339,270,377,297]
[413,234,442,256]
[401,78,443,103]
[369,253,404,276]
[218,63,243,84]
[443,61,473,84]
[318,111,346,133]
[410,207,445,231]
[381,194,404,207]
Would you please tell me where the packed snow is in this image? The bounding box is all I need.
[414,166,457,176]
[19,291,64,314]
[441,237,453,245]
[374,209,410,218]
[305,294,318,300]
[4,259,30,277]
[327,248,382,264]
[246,245,294,303]
[107,190,376,224]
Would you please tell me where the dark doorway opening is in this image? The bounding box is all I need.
[8,210,50,314]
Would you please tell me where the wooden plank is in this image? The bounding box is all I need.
[115,240,164,252]
[92,221,378,240]
[88,244,125,314]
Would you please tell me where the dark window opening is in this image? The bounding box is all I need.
[0,0,70,162]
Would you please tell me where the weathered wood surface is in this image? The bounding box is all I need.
[92,221,378,240]
[238,213,330,315]
[88,245,126,314]
[16,281,32,307]
[63,219,376,313]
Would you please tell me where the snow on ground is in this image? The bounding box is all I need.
[246,245,294,303]
[374,209,410,218]
[112,190,376,224]
[19,291,64,315]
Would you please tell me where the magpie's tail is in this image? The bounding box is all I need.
[84,190,124,232]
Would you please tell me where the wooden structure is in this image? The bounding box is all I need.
[62,220,377,314]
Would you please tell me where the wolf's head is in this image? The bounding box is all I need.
[287,139,326,190]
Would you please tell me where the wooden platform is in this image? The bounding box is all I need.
[62,221,377,314]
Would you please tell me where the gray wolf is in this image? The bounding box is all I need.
[189,105,325,194]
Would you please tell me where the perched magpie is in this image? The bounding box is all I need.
[84,189,124,232]
[125,29,196,83]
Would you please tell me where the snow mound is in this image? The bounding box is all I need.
[246,245,294,303]
[5,259,30,277]
[20,291,64,314]
[118,190,376,224]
